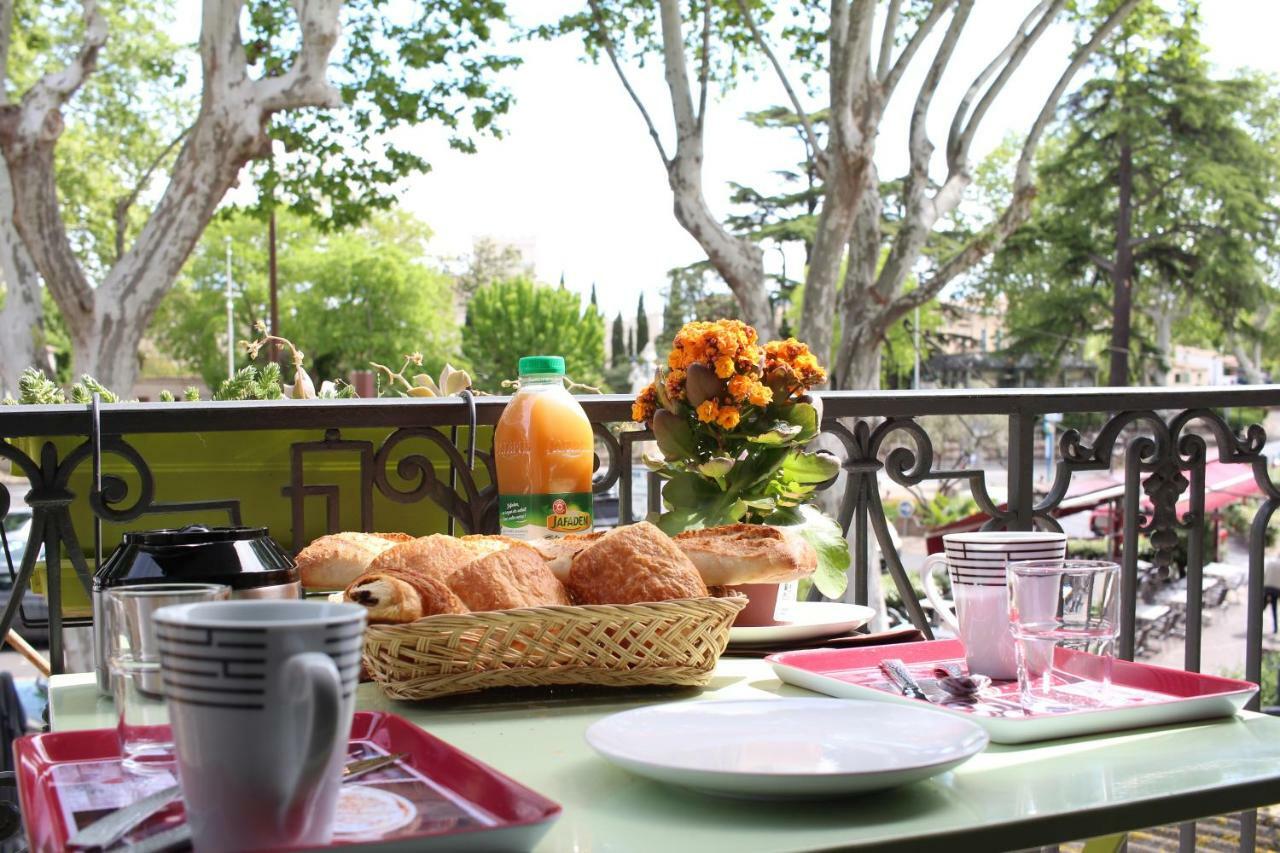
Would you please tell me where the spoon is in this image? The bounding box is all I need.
[933,663,992,699]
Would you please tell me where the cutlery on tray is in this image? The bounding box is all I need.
[66,751,408,851]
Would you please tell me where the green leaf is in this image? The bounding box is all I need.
[661,471,722,508]
[697,456,735,481]
[780,450,840,485]
[781,402,820,443]
[653,409,698,460]
[747,422,802,445]
[767,505,849,599]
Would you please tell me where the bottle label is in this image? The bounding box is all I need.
[498,493,593,539]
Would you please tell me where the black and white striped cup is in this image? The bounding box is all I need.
[153,600,365,853]
[922,532,1066,680]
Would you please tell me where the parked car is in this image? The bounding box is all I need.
[0,508,50,647]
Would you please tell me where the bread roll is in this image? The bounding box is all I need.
[344,569,467,622]
[568,522,707,605]
[674,524,817,586]
[448,545,571,611]
[459,534,522,559]
[297,531,410,590]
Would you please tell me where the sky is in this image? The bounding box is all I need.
[184,2,1280,321]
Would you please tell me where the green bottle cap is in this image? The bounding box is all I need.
[518,355,566,376]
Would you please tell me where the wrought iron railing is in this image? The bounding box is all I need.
[2,384,1278,849]
[2,385,1278,686]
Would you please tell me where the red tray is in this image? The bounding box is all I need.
[15,711,561,852]
[769,638,1258,744]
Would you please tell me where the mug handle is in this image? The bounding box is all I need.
[281,652,343,830]
[921,553,961,634]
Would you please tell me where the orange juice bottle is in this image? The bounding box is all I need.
[495,355,594,540]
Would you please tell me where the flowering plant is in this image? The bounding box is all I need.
[633,320,849,598]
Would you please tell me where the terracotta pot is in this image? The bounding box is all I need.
[727,582,789,627]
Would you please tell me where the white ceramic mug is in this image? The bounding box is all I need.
[922,531,1067,680]
[152,600,366,853]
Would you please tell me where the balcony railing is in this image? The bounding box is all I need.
[2,385,1278,692]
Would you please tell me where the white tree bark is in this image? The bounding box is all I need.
[0,1,43,395]
[0,0,344,392]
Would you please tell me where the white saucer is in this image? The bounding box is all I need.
[728,602,875,646]
[586,698,988,798]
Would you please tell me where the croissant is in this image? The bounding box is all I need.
[344,568,468,622]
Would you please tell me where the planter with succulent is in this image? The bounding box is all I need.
[632,320,850,625]
[3,332,481,607]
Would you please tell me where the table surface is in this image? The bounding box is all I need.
[48,661,1280,852]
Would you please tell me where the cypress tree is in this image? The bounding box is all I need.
[611,313,625,368]
[635,293,649,357]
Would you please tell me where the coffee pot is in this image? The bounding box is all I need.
[92,525,300,695]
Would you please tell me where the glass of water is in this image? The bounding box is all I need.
[107,583,229,772]
[1007,559,1120,713]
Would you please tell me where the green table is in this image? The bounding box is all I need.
[47,661,1280,851]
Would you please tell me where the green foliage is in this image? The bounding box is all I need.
[237,0,518,230]
[461,278,606,392]
[915,494,979,531]
[182,387,201,402]
[1223,500,1277,548]
[610,313,626,369]
[68,375,121,404]
[981,7,1280,382]
[16,368,65,404]
[157,389,175,403]
[149,210,460,388]
[213,364,286,402]
[657,265,739,354]
[1067,538,1112,560]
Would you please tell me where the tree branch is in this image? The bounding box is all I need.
[946,0,1060,172]
[113,125,191,260]
[588,0,669,166]
[1088,251,1115,275]
[894,0,1143,317]
[0,0,106,320]
[659,0,698,141]
[881,0,953,98]
[697,0,711,132]
[256,0,343,112]
[736,0,825,177]
[875,0,902,83]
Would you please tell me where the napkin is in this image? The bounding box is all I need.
[723,626,925,658]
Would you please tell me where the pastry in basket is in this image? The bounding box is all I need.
[296,531,413,590]
[364,534,488,584]
[567,521,707,605]
[448,544,571,611]
[528,531,605,580]
[459,534,524,558]
[345,569,467,622]
[674,524,817,586]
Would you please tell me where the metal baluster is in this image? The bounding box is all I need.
[1007,412,1036,531]
[1119,441,1144,662]
[91,394,103,572]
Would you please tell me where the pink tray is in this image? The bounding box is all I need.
[15,711,561,852]
[769,638,1258,744]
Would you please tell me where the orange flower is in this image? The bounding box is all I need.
[696,399,720,423]
[747,383,773,407]
[764,338,827,395]
[714,355,735,379]
[727,374,752,400]
[665,368,686,401]
[632,383,658,423]
[716,406,741,430]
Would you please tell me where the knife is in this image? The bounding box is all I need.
[879,658,930,702]
[66,751,408,850]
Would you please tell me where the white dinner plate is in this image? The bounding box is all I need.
[585,698,988,798]
[728,602,875,646]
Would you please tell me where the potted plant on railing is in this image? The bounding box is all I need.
[631,320,850,624]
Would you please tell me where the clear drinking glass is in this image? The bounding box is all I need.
[107,583,230,772]
[1007,559,1120,713]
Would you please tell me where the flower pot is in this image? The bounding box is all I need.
[726,580,799,627]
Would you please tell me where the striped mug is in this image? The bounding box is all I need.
[153,600,365,853]
[922,531,1066,680]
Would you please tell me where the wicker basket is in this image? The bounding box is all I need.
[361,594,747,700]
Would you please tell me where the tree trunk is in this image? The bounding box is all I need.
[0,160,43,395]
[1108,139,1134,387]
[800,155,866,362]
[829,175,886,390]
